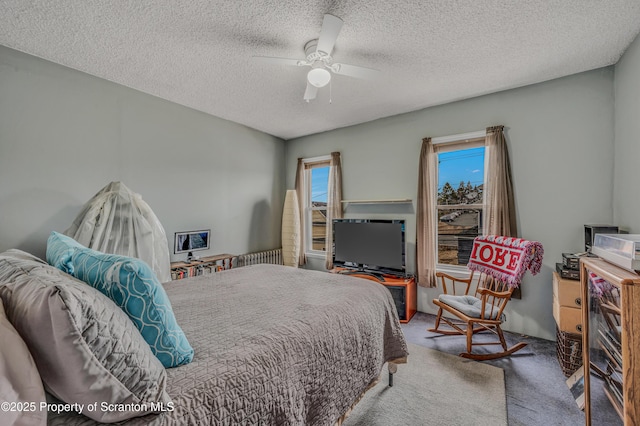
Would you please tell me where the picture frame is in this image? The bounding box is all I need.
[174,229,211,254]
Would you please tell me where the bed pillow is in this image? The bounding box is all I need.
[69,246,193,368]
[45,231,84,274]
[0,249,171,423]
[0,298,47,426]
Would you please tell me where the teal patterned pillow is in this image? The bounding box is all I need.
[69,247,194,368]
[46,231,84,274]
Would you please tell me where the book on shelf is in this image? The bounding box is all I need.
[170,259,232,280]
[607,359,623,385]
[598,341,622,370]
[605,359,623,390]
[598,325,622,367]
[604,374,624,412]
[173,268,187,280]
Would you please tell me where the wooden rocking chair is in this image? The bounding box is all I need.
[427,234,544,360]
[428,270,527,360]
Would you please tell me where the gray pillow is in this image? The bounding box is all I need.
[0,249,171,423]
[0,298,47,426]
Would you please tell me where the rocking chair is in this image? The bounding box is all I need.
[428,270,526,360]
[428,235,544,361]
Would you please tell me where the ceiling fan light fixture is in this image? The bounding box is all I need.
[307,68,331,88]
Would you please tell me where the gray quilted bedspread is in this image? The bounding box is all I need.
[49,264,408,425]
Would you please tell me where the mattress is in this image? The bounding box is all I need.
[48,264,408,425]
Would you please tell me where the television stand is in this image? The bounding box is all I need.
[332,267,417,323]
[336,268,386,282]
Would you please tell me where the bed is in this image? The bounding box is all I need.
[0,251,408,426]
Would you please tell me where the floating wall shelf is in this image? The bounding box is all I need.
[341,199,413,205]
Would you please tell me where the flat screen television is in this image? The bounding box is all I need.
[332,219,405,276]
[174,229,210,255]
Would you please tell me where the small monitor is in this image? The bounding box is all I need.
[174,229,210,254]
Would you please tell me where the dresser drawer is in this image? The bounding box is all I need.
[553,295,582,334]
[552,271,582,309]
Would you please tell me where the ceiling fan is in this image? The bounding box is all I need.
[255,14,379,102]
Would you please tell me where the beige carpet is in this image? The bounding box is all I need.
[343,343,507,426]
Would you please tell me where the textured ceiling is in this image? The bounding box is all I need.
[1,1,640,140]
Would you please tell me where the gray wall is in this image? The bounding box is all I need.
[614,33,640,232]
[286,68,616,340]
[0,46,286,262]
[4,37,636,342]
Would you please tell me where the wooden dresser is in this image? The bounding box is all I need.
[553,271,583,377]
[553,271,583,334]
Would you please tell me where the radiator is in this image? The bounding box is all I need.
[237,248,283,267]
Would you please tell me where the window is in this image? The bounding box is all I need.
[302,156,330,255]
[435,136,486,267]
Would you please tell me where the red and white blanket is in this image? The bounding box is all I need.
[467,235,544,288]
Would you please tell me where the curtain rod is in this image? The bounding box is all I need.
[431,130,486,145]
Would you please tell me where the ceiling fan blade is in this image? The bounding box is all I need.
[332,63,379,80]
[316,14,343,55]
[303,82,318,101]
[253,56,306,67]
